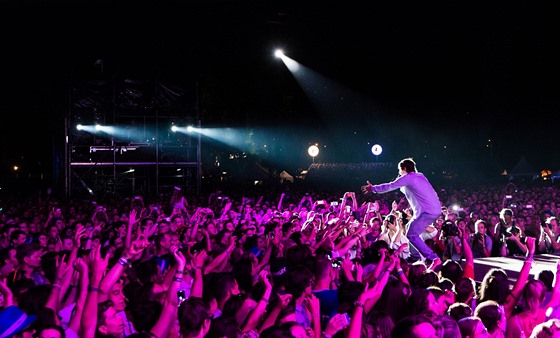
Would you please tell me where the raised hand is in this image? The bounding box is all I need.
[354,261,363,281]
[55,253,71,281]
[192,250,207,270]
[394,243,408,257]
[227,235,237,253]
[129,208,140,227]
[127,234,150,259]
[340,256,353,273]
[73,257,88,276]
[258,270,272,291]
[0,277,13,307]
[304,293,321,318]
[275,293,292,310]
[89,245,109,283]
[324,313,350,337]
[526,236,536,256]
[361,181,374,194]
[171,245,186,271]
[73,224,87,249]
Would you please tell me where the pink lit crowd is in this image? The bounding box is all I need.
[2,182,560,338]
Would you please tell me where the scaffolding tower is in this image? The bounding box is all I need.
[65,78,201,198]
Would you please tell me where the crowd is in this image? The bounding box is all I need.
[2,166,560,338]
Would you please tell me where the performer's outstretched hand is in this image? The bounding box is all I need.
[361,181,373,194]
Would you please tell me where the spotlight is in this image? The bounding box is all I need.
[186,125,194,132]
[274,49,284,58]
[171,125,179,132]
[76,124,84,131]
[95,124,102,131]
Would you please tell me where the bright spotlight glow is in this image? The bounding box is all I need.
[76,124,84,131]
[274,49,284,58]
[171,125,179,132]
[308,145,319,157]
[95,124,102,131]
[281,55,299,72]
[187,125,194,132]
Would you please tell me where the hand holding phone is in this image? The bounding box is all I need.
[177,290,187,304]
[341,313,350,326]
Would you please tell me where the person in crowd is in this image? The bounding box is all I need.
[12,242,49,286]
[474,300,506,338]
[529,318,560,338]
[506,268,560,338]
[457,316,489,338]
[362,158,443,271]
[379,213,411,260]
[447,302,473,322]
[478,268,511,306]
[442,219,463,262]
[391,314,438,338]
[10,229,28,248]
[2,180,560,337]
[468,220,493,258]
[504,225,528,256]
[541,216,560,254]
[492,208,515,257]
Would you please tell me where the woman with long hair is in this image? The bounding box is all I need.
[474,300,506,338]
[458,316,489,338]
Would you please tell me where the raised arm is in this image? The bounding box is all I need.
[189,250,207,298]
[68,258,89,334]
[240,270,273,332]
[459,228,475,279]
[44,253,71,317]
[277,193,286,212]
[125,208,139,250]
[0,277,13,307]
[253,237,274,274]
[99,234,149,300]
[504,236,535,319]
[544,259,560,311]
[347,191,358,210]
[204,235,236,274]
[347,270,393,338]
[80,245,110,338]
[334,233,361,260]
[149,247,186,338]
[260,293,292,332]
[219,201,233,222]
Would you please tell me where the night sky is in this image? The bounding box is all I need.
[1,0,560,181]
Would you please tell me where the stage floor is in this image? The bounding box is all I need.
[473,254,560,285]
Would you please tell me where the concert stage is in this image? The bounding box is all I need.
[473,254,560,286]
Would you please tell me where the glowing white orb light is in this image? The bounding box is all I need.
[371,144,382,156]
[308,145,319,157]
